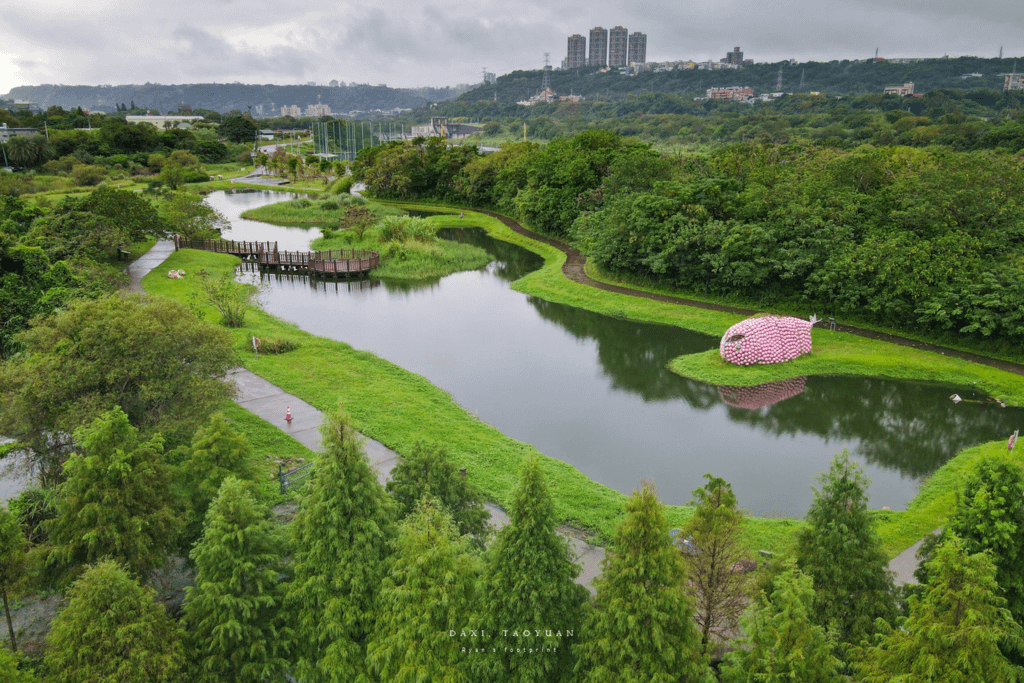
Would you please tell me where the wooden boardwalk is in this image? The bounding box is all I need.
[173,237,379,277]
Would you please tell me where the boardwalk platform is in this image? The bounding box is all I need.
[173,237,379,277]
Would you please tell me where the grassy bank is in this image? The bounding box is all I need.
[382,203,1024,407]
[142,201,1022,560]
[239,194,402,225]
[142,247,800,553]
[142,244,998,560]
[240,196,493,280]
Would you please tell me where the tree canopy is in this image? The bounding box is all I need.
[367,497,480,683]
[287,408,396,683]
[853,535,1024,683]
[47,407,179,580]
[476,457,587,682]
[0,294,235,483]
[795,451,897,646]
[574,480,713,683]
[385,441,490,548]
[184,477,291,683]
[43,560,185,683]
[721,561,843,683]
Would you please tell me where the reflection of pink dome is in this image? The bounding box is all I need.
[718,377,808,409]
[720,316,812,366]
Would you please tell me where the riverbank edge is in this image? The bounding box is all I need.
[142,247,801,554]
[376,202,1024,556]
[148,195,1006,559]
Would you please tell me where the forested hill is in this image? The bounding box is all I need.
[1,82,473,115]
[463,56,1020,104]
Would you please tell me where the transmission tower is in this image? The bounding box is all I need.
[999,46,1003,59]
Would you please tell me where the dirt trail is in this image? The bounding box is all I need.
[476,209,1024,379]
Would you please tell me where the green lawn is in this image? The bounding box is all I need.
[139,202,1023,559]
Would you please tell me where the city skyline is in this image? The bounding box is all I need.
[1,0,1022,96]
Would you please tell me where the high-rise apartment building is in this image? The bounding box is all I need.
[726,46,744,65]
[627,32,647,65]
[589,27,608,67]
[567,34,587,68]
[608,26,629,66]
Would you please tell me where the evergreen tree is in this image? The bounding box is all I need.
[720,561,842,683]
[683,474,748,655]
[286,407,396,683]
[183,477,291,683]
[176,412,259,551]
[385,441,490,547]
[937,460,1024,620]
[795,451,896,646]
[367,497,481,682]
[0,647,39,682]
[574,480,713,683]
[43,560,185,683]
[0,507,27,651]
[477,457,588,682]
[47,407,180,580]
[852,535,1024,682]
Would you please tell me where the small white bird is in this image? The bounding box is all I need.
[950,394,962,403]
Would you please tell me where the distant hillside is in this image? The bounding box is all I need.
[462,56,1020,104]
[1,82,475,115]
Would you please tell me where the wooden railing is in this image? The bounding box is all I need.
[173,236,379,277]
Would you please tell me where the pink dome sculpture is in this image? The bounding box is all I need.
[720,316,812,366]
[718,377,808,409]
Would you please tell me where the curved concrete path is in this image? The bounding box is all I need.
[127,240,605,591]
[131,220,931,586]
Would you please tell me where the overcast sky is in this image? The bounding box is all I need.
[2,0,1022,95]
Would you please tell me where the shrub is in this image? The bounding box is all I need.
[43,156,76,175]
[259,337,300,354]
[320,200,339,211]
[330,176,355,195]
[70,164,107,186]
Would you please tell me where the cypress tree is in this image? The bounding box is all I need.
[385,441,491,548]
[477,456,588,682]
[43,560,185,683]
[852,534,1024,682]
[795,451,896,646]
[720,561,842,683]
[47,407,179,580]
[0,647,38,682]
[683,474,748,655]
[287,407,396,683]
[574,480,713,683]
[0,507,27,651]
[941,459,1024,621]
[177,412,259,551]
[183,477,291,683]
[367,497,481,682]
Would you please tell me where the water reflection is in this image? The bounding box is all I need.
[719,379,808,409]
[213,191,1024,514]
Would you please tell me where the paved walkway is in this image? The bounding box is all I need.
[129,241,605,591]
[130,219,931,587]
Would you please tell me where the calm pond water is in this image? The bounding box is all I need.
[212,190,1024,516]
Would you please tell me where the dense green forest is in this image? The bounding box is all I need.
[2,81,468,116]
[353,126,1024,357]
[463,57,1021,105]
[422,88,1024,150]
[4,70,1024,678]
